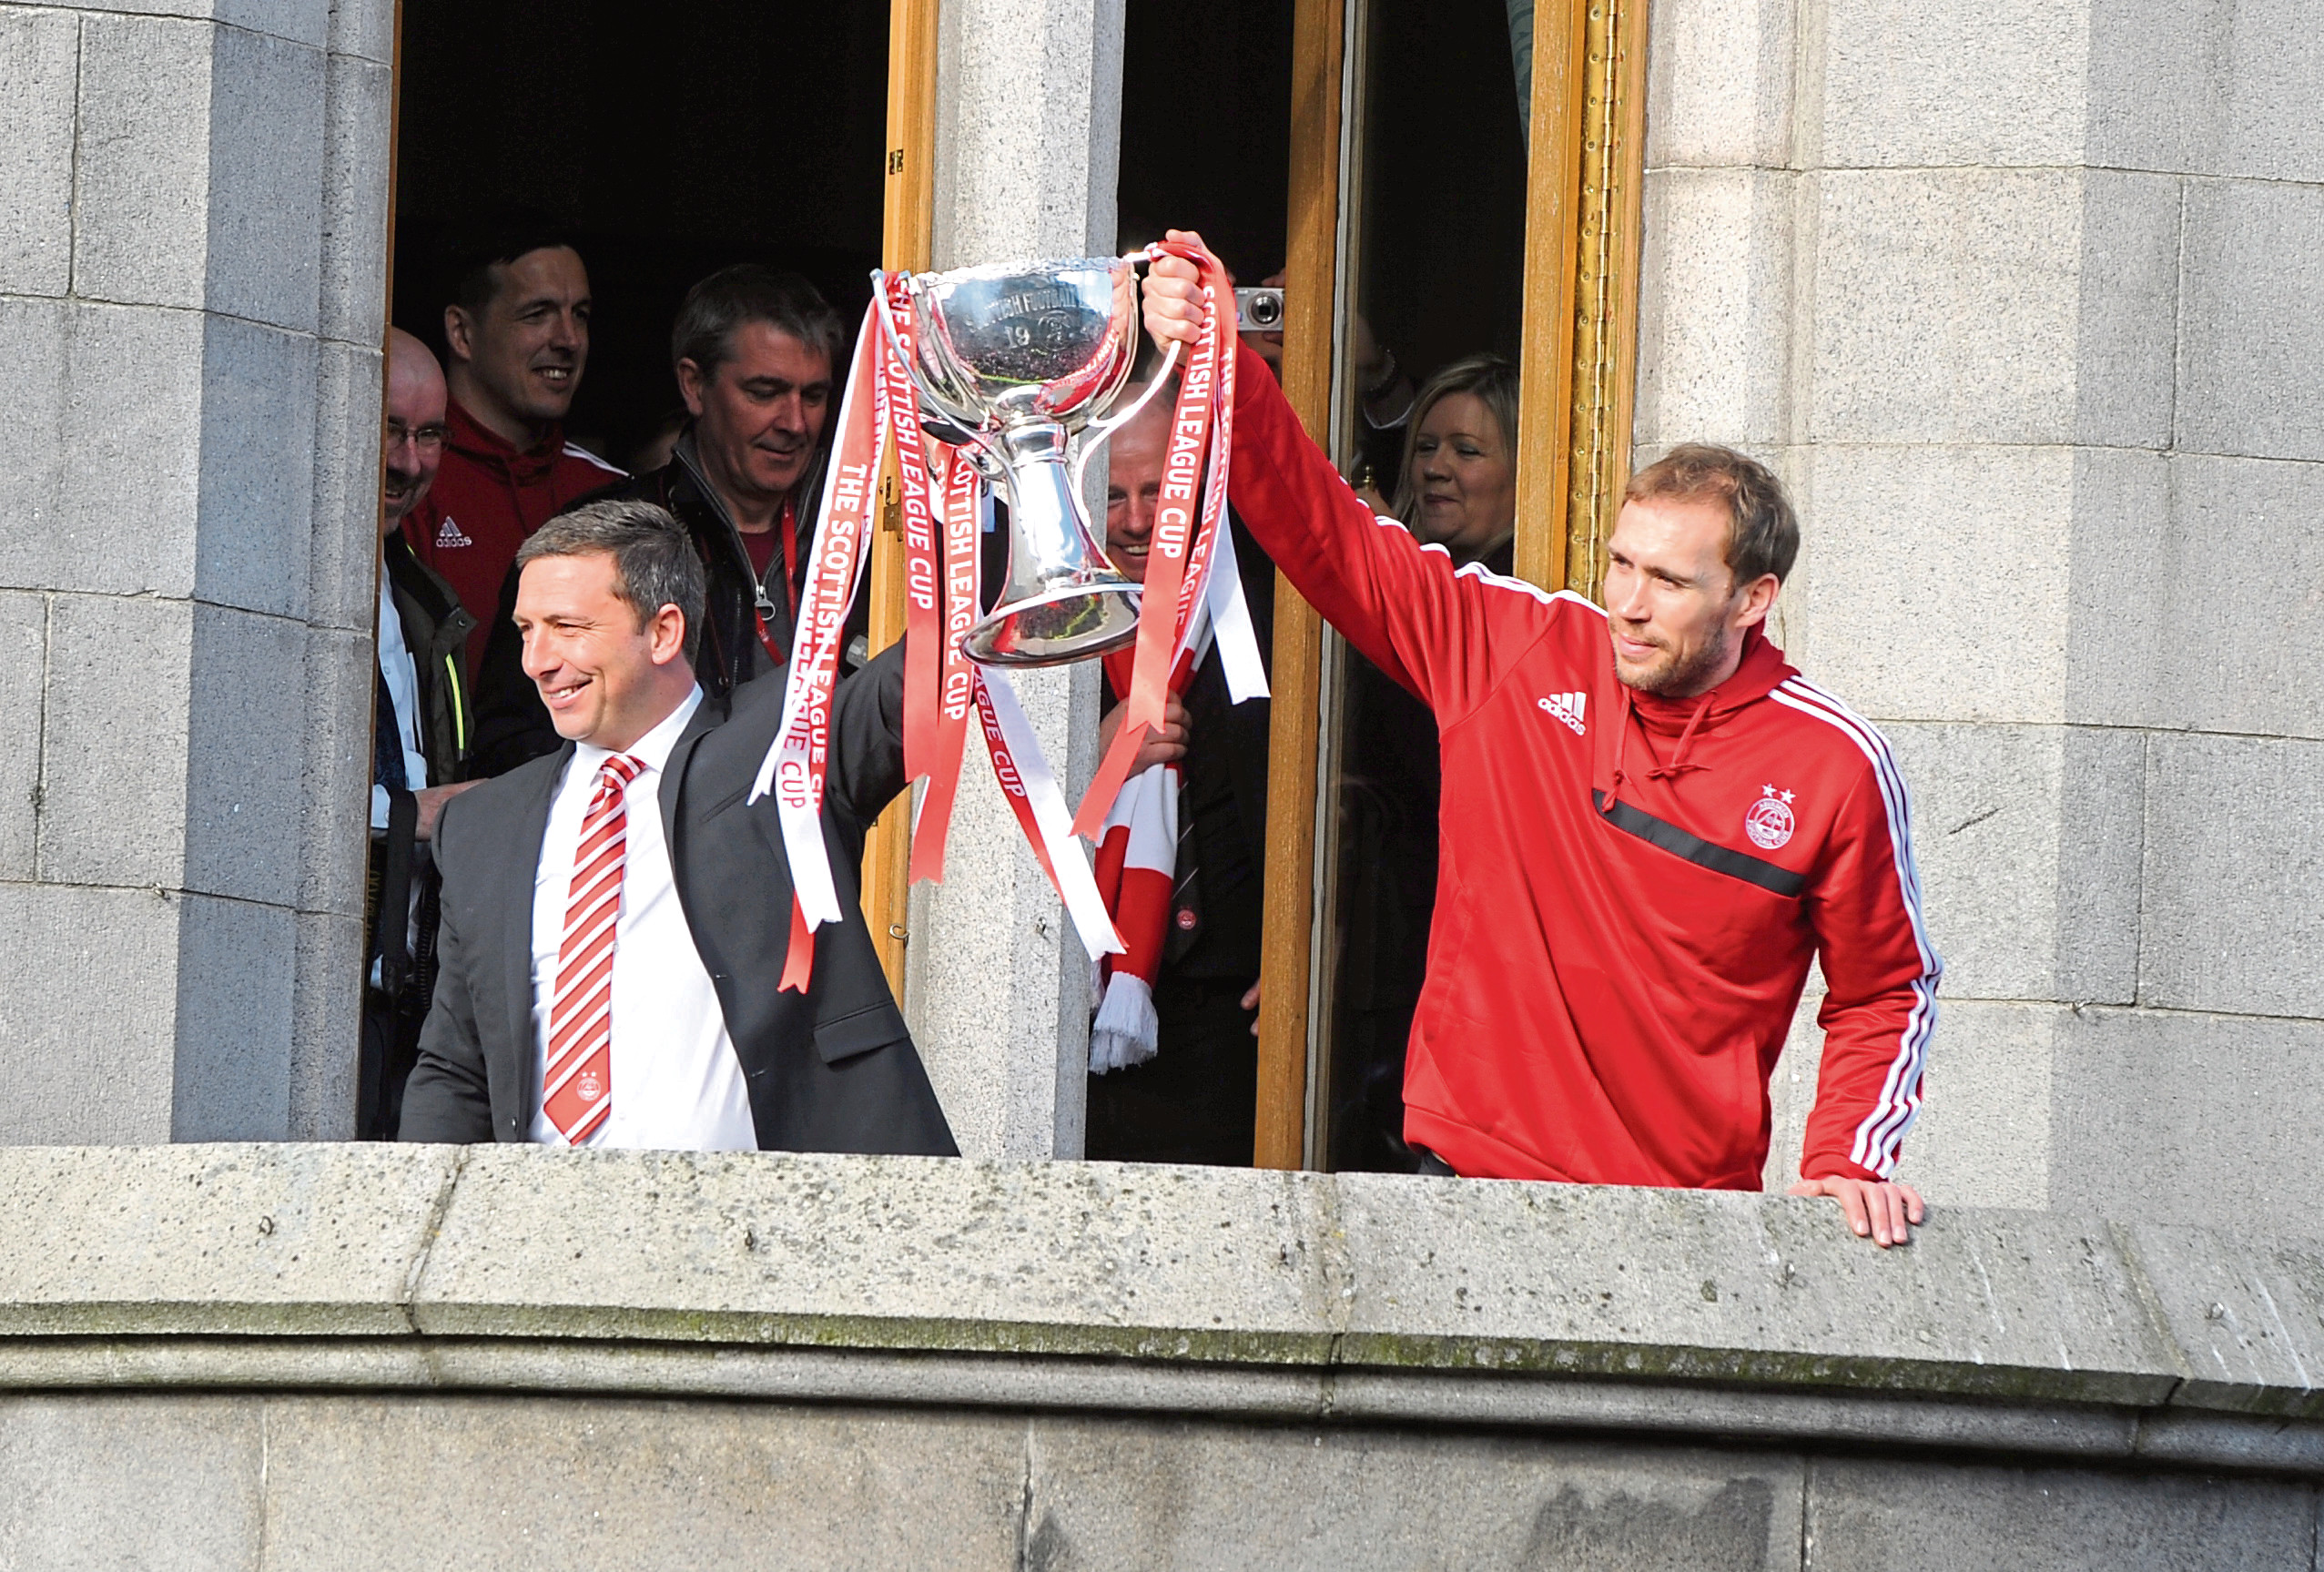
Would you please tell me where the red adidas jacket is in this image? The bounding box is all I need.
[403,396,624,672]
[1229,347,1939,1188]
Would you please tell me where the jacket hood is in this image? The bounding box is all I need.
[1598,624,1799,800]
[445,395,566,486]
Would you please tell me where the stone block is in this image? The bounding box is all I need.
[1816,0,2088,168]
[1634,167,1797,450]
[0,1142,453,1330]
[196,315,318,620]
[42,301,207,597]
[2126,1222,2324,1417]
[1643,0,1795,168]
[0,298,68,577]
[71,15,215,312]
[183,602,310,908]
[28,0,327,44]
[2061,443,2172,728]
[413,1147,1336,1358]
[310,338,384,634]
[1328,1173,2177,1403]
[1802,1455,2317,1570]
[2090,0,2324,183]
[1886,999,2055,1212]
[205,23,325,334]
[2051,1006,2324,1240]
[171,892,294,1140]
[259,1395,1029,1569]
[2139,733,2324,1018]
[0,9,78,297]
[1028,1419,1804,1570]
[0,591,43,880]
[326,0,396,63]
[0,1395,263,1569]
[1879,721,2141,1004]
[2178,178,2324,464]
[296,624,373,917]
[2071,171,2182,451]
[317,51,391,344]
[2119,452,2324,742]
[0,299,213,599]
[1795,442,2072,723]
[905,663,1097,1160]
[288,908,360,1139]
[1809,170,2176,447]
[37,591,193,891]
[0,884,180,1144]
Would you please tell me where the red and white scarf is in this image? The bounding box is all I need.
[1089,622,1208,1073]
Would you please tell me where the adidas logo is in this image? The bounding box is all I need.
[433,515,473,549]
[1537,691,1587,735]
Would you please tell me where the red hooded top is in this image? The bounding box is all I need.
[403,396,624,673]
[1229,346,1940,1188]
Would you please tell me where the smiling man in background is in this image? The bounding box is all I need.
[469,266,846,775]
[406,230,623,674]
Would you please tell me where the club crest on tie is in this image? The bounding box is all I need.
[577,1070,604,1103]
[1745,784,1796,850]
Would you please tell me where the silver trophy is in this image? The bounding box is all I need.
[888,255,1180,666]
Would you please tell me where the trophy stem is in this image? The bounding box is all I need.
[963,423,1142,667]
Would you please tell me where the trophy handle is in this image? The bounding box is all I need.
[1066,338,1182,500]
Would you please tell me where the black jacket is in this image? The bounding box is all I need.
[469,432,837,778]
[399,642,956,1156]
[382,533,479,786]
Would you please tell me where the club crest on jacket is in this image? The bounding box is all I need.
[1746,785,1796,850]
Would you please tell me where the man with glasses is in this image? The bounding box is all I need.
[365,329,482,1138]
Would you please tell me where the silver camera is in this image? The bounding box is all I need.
[1234,287,1285,332]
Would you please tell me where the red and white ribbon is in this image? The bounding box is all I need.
[751,304,888,991]
[1071,240,1258,841]
[975,668,1123,961]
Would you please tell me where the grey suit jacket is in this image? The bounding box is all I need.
[400,644,956,1156]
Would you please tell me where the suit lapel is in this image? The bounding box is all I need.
[659,690,724,849]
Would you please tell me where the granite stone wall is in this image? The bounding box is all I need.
[0,0,391,1140]
[1635,0,2324,1228]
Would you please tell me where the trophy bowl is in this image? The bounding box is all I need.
[893,257,1152,666]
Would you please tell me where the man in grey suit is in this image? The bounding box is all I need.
[401,499,954,1156]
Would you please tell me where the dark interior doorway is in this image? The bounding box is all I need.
[391,0,890,468]
[1117,0,1295,282]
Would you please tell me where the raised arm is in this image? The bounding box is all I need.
[1142,234,1558,724]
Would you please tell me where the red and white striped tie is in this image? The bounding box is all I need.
[543,753,644,1144]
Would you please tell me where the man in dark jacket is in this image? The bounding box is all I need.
[471,266,847,776]
[401,499,952,1157]
[1083,378,1276,1166]
[366,330,481,1138]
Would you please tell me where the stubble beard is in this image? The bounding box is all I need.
[1617,625,1735,699]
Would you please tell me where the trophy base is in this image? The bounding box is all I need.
[963,583,1142,667]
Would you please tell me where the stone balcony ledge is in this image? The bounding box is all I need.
[5,1144,2322,1476]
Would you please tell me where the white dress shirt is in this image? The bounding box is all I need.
[371,563,431,830]
[525,685,758,1151]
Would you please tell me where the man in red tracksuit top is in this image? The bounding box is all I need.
[405,236,623,674]
[1146,237,1940,1246]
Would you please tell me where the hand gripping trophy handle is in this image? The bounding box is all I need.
[882,252,1180,667]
